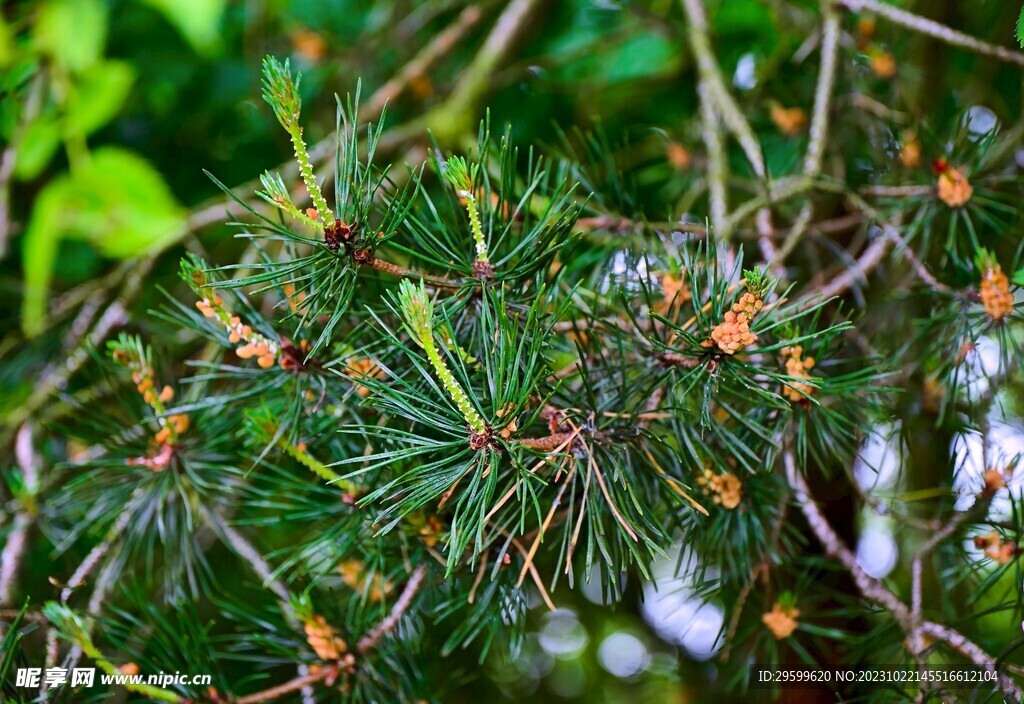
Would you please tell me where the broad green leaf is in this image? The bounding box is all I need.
[0,16,12,68]
[33,0,107,73]
[13,61,134,179]
[14,120,61,180]
[21,148,185,335]
[137,0,226,55]
[21,180,69,336]
[0,56,39,95]
[66,61,136,137]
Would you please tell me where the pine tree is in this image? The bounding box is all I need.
[4,3,1024,703]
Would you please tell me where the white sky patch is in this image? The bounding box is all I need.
[964,105,998,137]
[955,336,1003,400]
[598,632,651,678]
[733,53,757,91]
[951,416,1024,514]
[854,422,903,492]
[856,523,898,579]
[641,546,724,660]
[538,609,589,658]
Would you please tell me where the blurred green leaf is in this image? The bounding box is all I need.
[1017,5,1024,48]
[33,0,107,73]
[565,33,680,84]
[14,62,135,180]
[13,61,135,180]
[713,0,777,71]
[137,0,226,55]
[21,147,185,335]
[14,120,61,180]
[66,60,136,137]
[0,15,13,68]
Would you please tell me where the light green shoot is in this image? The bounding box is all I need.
[244,407,356,490]
[443,156,488,264]
[257,171,321,230]
[397,280,486,434]
[261,56,335,228]
[42,603,181,703]
[742,267,772,299]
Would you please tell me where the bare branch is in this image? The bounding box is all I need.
[0,424,41,606]
[0,514,31,607]
[916,621,1022,698]
[235,665,340,704]
[680,0,768,183]
[784,447,1022,699]
[357,564,428,654]
[784,447,911,627]
[837,0,1024,67]
[202,508,291,603]
[804,4,841,177]
[698,81,729,238]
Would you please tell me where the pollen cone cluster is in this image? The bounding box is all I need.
[657,268,692,314]
[304,615,348,661]
[771,105,806,136]
[781,345,816,402]
[974,531,1017,565]
[697,467,742,509]
[348,357,385,397]
[762,602,800,639]
[197,295,279,368]
[339,560,392,601]
[936,165,972,207]
[707,291,764,355]
[980,264,1014,321]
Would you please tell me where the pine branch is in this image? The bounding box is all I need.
[679,0,767,181]
[837,0,1024,67]
[784,447,1022,699]
[234,667,339,704]
[202,508,291,603]
[0,425,39,606]
[366,256,463,289]
[6,275,137,436]
[224,566,428,704]
[261,57,335,228]
[356,564,428,653]
[184,5,483,235]
[43,604,185,703]
[59,507,132,604]
[783,446,910,626]
[397,280,487,434]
